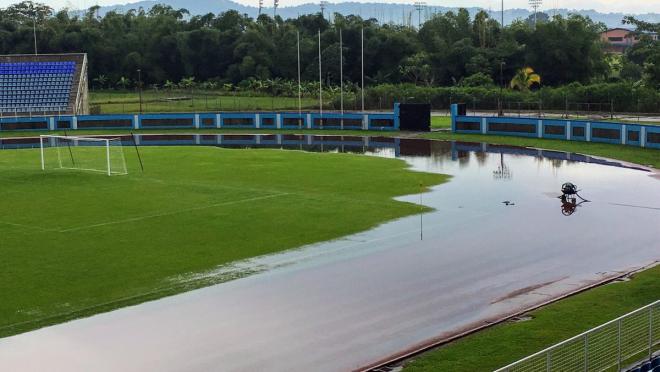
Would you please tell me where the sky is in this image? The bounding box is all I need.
[0,0,658,13]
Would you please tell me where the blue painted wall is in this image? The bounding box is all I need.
[450,104,660,149]
[0,110,399,132]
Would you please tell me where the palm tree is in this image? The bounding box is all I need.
[116,76,131,91]
[510,67,541,91]
[93,75,108,90]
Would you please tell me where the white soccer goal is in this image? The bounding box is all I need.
[40,135,128,176]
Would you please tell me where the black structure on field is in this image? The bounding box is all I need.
[398,103,431,132]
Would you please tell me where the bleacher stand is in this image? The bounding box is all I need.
[0,53,88,116]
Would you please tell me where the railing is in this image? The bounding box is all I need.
[495,300,660,372]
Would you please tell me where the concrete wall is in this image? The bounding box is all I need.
[450,104,660,149]
[0,110,399,132]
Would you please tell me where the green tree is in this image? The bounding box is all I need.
[510,67,541,91]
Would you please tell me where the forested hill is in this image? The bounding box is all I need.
[93,0,658,29]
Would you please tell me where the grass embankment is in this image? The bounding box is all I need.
[424,132,660,169]
[404,265,660,371]
[90,90,321,113]
[0,147,447,337]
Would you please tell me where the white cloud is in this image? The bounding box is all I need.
[0,0,658,13]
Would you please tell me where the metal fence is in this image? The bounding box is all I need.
[495,300,660,372]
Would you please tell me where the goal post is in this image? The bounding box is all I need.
[40,135,128,176]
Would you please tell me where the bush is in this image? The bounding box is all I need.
[361,82,659,112]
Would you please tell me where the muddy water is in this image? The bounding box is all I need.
[0,135,658,372]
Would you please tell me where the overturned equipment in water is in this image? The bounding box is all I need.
[559,182,589,216]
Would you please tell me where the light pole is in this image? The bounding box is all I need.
[501,0,504,27]
[137,69,143,114]
[499,61,506,116]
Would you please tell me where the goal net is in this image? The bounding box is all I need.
[40,135,128,176]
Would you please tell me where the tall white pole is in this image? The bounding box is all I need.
[340,28,343,117]
[361,27,365,113]
[297,31,302,129]
[40,136,45,170]
[318,30,323,125]
[33,17,38,55]
[106,139,111,176]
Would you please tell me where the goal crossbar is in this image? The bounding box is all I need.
[39,135,127,176]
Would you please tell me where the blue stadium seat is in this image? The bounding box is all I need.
[653,357,660,368]
[641,362,652,372]
[0,61,76,114]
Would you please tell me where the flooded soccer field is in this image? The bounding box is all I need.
[0,135,658,372]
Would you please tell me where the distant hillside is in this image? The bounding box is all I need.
[94,0,659,29]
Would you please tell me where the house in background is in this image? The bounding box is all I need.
[600,28,659,53]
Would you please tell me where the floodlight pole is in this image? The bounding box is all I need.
[40,136,45,170]
[499,61,506,116]
[318,30,323,126]
[339,28,344,119]
[501,0,504,27]
[297,31,302,129]
[33,16,38,55]
[361,27,365,113]
[137,69,143,114]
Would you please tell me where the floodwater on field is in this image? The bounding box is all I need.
[0,135,659,372]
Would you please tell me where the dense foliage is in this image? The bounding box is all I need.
[1,2,657,112]
[1,1,616,87]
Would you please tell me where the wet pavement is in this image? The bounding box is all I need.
[0,135,659,372]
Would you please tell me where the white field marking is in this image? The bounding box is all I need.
[58,193,290,233]
[0,221,59,233]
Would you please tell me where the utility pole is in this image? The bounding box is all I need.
[414,2,426,29]
[274,0,279,18]
[320,1,328,18]
[529,0,542,28]
[258,0,263,15]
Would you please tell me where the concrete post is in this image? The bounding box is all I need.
[481,118,487,134]
[216,113,221,128]
[255,113,261,129]
[621,124,627,145]
[586,122,591,142]
[537,120,543,138]
[306,113,312,129]
[566,121,571,141]
[640,126,646,148]
[72,116,78,130]
[133,114,139,129]
[194,114,200,129]
[276,114,282,129]
[363,114,369,130]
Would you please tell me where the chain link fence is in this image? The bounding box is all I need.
[495,300,660,372]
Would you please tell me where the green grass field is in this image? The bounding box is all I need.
[0,146,447,337]
[91,90,321,113]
